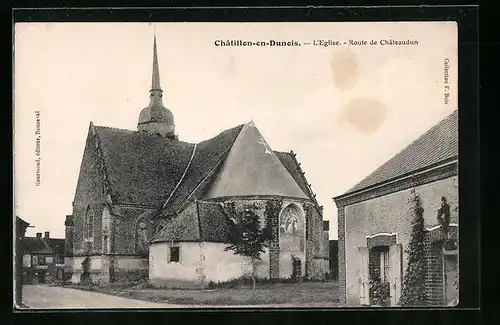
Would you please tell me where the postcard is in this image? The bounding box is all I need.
[13,21,458,309]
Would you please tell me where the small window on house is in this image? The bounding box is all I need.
[169,246,180,263]
[39,256,46,265]
[32,255,38,266]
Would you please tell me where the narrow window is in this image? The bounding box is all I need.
[85,205,94,240]
[169,246,180,263]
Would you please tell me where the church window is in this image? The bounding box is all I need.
[136,220,149,255]
[84,205,94,240]
[169,246,180,263]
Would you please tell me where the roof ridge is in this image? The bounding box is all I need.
[161,143,198,209]
[168,124,245,215]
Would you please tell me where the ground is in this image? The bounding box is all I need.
[19,281,339,309]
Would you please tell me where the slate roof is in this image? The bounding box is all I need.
[90,121,320,238]
[159,124,244,216]
[23,237,54,255]
[152,201,232,243]
[275,151,318,205]
[46,238,66,256]
[342,109,458,196]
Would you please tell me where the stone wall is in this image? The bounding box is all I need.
[72,126,109,255]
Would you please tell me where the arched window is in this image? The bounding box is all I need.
[136,219,148,255]
[84,205,94,240]
[279,203,305,253]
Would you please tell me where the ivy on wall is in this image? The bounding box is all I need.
[264,199,283,241]
[400,189,428,306]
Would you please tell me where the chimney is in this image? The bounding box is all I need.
[36,233,42,239]
[44,231,49,239]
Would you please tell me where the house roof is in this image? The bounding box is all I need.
[341,109,458,196]
[23,237,54,255]
[46,238,66,255]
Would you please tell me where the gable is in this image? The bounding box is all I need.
[204,122,308,199]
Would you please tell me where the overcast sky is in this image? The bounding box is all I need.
[14,22,457,239]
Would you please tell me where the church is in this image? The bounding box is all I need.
[67,36,329,287]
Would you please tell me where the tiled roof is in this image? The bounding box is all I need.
[343,109,458,195]
[23,237,54,254]
[152,200,233,243]
[197,201,232,243]
[46,238,66,255]
[95,126,195,207]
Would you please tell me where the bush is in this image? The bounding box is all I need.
[369,279,390,306]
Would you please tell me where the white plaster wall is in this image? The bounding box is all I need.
[150,242,200,281]
[23,254,31,267]
[150,242,270,284]
[344,176,458,306]
[203,243,270,282]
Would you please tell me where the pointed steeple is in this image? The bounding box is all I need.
[151,32,161,91]
[137,32,176,139]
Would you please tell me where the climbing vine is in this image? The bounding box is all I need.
[400,189,428,306]
[264,199,282,241]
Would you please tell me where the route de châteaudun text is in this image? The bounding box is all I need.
[214,39,419,47]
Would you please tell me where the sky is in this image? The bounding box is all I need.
[14,22,457,240]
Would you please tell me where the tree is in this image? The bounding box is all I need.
[225,207,270,291]
[400,189,428,306]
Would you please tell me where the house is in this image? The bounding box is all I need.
[68,35,329,286]
[15,217,30,306]
[333,110,458,307]
[22,232,66,284]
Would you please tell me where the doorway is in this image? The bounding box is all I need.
[292,255,302,280]
[37,271,46,284]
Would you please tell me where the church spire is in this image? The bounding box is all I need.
[151,32,161,91]
[137,32,176,139]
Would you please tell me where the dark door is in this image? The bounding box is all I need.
[38,271,46,284]
[292,256,302,280]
